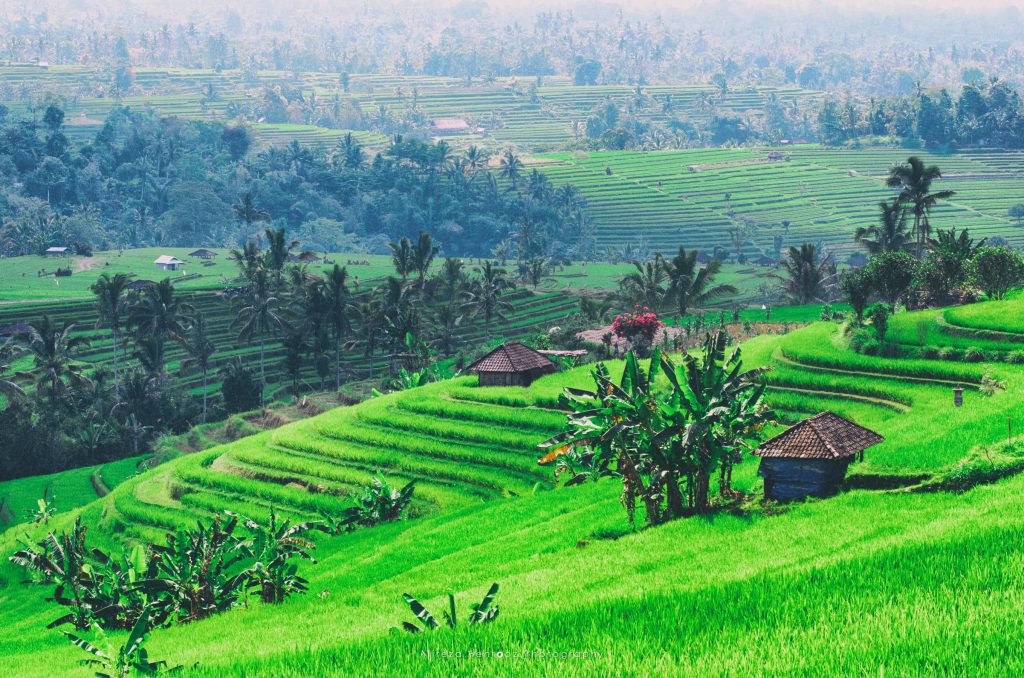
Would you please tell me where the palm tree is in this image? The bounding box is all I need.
[462,262,514,340]
[886,156,955,258]
[619,254,669,309]
[411,231,439,288]
[127,279,194,346]
[263,226,299,284]
[233,191,271,242]
[390,237,415,281]
[338,133,365,169]
[18,316,91,407]
[0,337,25,401]
[464,146,489,175]
[664,247,737,316]
[90,272,134,401]
[499,148,524,187]
[855,199,911,255]
[321,264,357,391]
[231,268,289,407]
[180,315,217,422]
[777,244,837,304]
[229,239,263,282]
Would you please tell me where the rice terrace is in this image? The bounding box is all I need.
[5,1,1024,676]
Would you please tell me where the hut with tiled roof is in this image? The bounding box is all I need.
[467,342,557,387]
[752,411,883,501]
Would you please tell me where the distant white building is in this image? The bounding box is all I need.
[154,255,185,271]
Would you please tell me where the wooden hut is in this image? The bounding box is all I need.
[467,342,557,387]
[752,411,883,501]
[45,246,69,257]
[154,255,185,271]
[188,248,218,260]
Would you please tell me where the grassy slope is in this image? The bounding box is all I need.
[3,305,1024,675]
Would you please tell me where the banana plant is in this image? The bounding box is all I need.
[231,508,328,604]
[655,330,773,514]
[9,517,94,630]
[395,582,500,633]
[324,476,416,533]
[538,349,665,525]
[135,514,249,624]
[63,612,179,677]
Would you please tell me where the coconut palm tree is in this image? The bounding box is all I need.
[664,247,737,316]
[854,199,911,255]
[461,262,514,340]
[777,244,837,304]
[127,279,194,347]
[233,191,271,242]
[619,254,669,310]
[180,315,217,422]
[389,237,415,281]
[464,146,489,175]
[321,264,357,390]
[263,226,299,282]
[18,316,91,407]
[886,156,955,258]
[229,239,263,283]
[90,272,134,401]
[231,268,289,407]
[0,337,25,401]
[499,148,524,187]
[411,231,439,288]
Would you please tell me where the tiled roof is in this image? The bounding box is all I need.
[753,411,883,460]
[467,342,556,373]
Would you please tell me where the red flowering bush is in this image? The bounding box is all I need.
[612,306,664,345]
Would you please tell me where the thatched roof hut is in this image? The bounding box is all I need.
[467,342,557,387]
[753,411,883,501]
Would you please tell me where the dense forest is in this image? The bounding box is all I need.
[0,106,593,259]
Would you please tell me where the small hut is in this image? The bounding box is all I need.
[467,342,557,387]
[753,411,883,501]
[188,248,218,260]
[45,246,69,257]
[431,118,470,135]
[154,255,185,271]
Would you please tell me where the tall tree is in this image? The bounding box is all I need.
[664,247,737,316]
[18,316,91,407]
[886,156,955,257]
[462,262,514,340]
[233,191,271,242]
[91,272,134,401]
[777,244,836,304]
[389,237,415,281]
[0,337,25,402]
[180,315,217,423]
[499,149,523,187]
[619,254,669,309]
[411,231,439,288]
[321,265,356,391]
[231,268,288,407]
[855,199,911,255]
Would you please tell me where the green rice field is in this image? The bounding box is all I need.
[3,292,1024,676]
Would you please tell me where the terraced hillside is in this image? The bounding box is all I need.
[0,283,579,400]
[535,146,1024,253]
[0,65,818,150]
[5,296,1024,675]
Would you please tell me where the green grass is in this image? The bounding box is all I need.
[6,297,1024,675]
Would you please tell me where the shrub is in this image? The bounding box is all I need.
[220,359,261,414]
[611,306,663,350]
[938,347,962,361]
[1007,350,1024,364]
[922,347,942,360]
[964,347,986,363]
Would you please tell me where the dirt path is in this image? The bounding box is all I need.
[75,254,108,272]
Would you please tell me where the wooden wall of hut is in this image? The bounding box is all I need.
[759,457,852,501]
